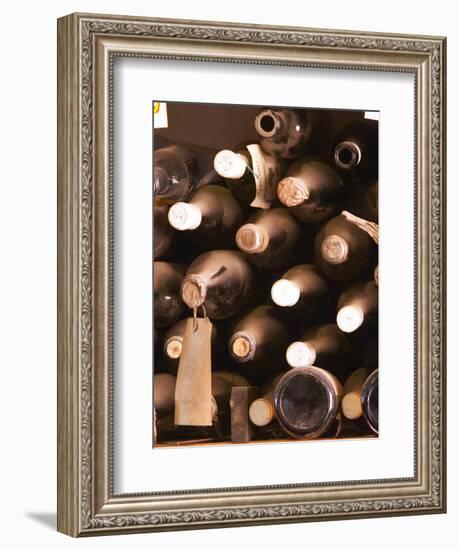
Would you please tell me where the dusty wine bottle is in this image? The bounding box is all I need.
[273,366,343,439]
[181,250,255,320]
[248,373,285,427]
[286,324,351,371]
[254,108,334,159]
[213,144,287,208]
[336,280,378,334]
[153,204,175,260]
[341,367,368,420]
[276,159,342,224]
[153,373,177,418]
[153,143,221,202]
[271,264,332,319]
[228,305,290,380]
[163,318,224,375]
[153,262,186,328]
[332,118,378,183]
[361,369,378,433]
[235,208,301,269]
[167,185,244,247]
[314,214,376,284]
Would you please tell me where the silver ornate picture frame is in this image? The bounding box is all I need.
[57,12,446,536]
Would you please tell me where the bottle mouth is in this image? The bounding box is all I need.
[213,149,248,179]
[254,109,281,138]
[273,367,341,439]
[341,391,363,420]
[229,331,256,362]
[336,305,364,333]
[164,336,183,360]
[277,177,310,207]
[321,235,349,265]
[271,279,301,307]
[334,141,362,170]
[235,224,268,254]
[286,341,317,368]
[361,370,378,433]
[249,398,275,427]
[168,202,202,231]
[181,274,207,309]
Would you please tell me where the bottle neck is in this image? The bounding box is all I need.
[181,274,207,309]
[321,234,350,265]
[164,336,183,360]
[254,109,285,139]
[271,278,301,307]
[213,149,250,179]
[286,341,317,368]
[229,331,257,362]
[334,140,362,170]
[336,304,365,333]
[249,397,275,427]
[235,224,269,254]
[277,176,310,207]
[168,202,202,231]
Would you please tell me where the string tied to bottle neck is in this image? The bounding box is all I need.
[192,304,208,332]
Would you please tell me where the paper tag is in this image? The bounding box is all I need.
[153,102,168,129]
[174,317,213,426]
[247,144,284,209]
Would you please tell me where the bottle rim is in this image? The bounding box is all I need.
[254,109,282,138]
[229,331,256,362]
[334,141,362,170]
[235,223,268,254]
[273,366,341,439]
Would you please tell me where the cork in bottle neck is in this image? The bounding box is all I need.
[277,177,310,207]
[181,274,207,309]
[229,331,256,362]
[321,234,350,265]
[341,391,363,420]
[235,224,269,254]
[249,398,275,427]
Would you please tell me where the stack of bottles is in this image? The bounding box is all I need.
[153,105,379,446]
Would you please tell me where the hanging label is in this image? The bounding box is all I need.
[174,317,213,426]
[247,144,284,209]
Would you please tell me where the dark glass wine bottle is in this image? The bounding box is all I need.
[167,185,244,247]
[270,264,332,319]
[286,324,351,373]
[276,159,342,224]
[153,262,186,328]
[314,214,376,284]
[228,305,290,380]
[273,366,343,439]
[163,318,224,375]
[181,250,255,320]
[235,208,301,270]
[336,280,378,334]
[153,143,220,202]
[153,204,175,260]
[332,118,378,183]
[213,144,287,208]
[254,108,334,159]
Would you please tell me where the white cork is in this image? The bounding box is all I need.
[214,150,247,179]
[271,279,300,307]
[168,202,202,231]
[286,341,317,368]
[337,305,364,333]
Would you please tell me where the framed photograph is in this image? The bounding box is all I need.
[57,13,446,536]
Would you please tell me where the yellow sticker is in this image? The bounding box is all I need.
[153,102,168,128]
